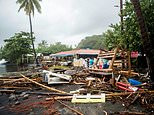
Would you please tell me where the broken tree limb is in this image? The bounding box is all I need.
[20,74,68,94]
[56,100,83,115]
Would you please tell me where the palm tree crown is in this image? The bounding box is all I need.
[16,0,41,16]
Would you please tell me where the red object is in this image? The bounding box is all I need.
[99,64,102,69]
[116,82,138,92]
[131,51,138,58]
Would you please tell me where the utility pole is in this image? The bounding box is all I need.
[120,0,123,33]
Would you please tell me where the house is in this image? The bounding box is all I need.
[50,49,100,59]
[50,49,100,67]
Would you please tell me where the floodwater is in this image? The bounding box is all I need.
[0,64,18,74]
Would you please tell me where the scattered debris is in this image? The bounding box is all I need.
[0,49,154,114]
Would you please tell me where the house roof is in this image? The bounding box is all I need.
[50,49,100,57]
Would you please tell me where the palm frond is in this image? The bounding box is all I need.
[24,1,30,15]
[30,0,35,16]
[17,0,41,15]
[18,0,27,12]
[32,0,41,13]
[16,0,24,4]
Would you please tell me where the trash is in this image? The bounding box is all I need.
[0,48,154,114]
[42,70,72,84]
[9,94,17,101]
[23,94,29,100]
[20,74,68,94]
[116,82,139,92]
[128,78,142,86]
[70,88,87,94]
[15,101,20,105]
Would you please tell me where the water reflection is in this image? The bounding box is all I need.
[0,64,18,73]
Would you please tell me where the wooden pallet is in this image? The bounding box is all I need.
[71,93,105,103]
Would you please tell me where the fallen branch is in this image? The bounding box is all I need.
[20,74,68,94]
[56,100,83,115]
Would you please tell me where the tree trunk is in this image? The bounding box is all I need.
[131,0,154,83]
[29,14,39,66]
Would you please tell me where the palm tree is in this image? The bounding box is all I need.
[16,0,42,66]
[131,0,154,82]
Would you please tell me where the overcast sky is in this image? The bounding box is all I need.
[0,0,120,47]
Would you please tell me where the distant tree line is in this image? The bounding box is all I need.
[36,40,72,54]
[0,32,72,64]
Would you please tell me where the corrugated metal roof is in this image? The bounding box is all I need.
[51,49,100,57]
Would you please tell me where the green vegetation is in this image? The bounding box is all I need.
[36,41,73,54]
[1,32,32,64]
[77,35,104,49]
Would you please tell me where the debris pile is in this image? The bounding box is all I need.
[0,48,154,114]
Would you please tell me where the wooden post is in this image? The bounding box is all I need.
[109,47,118,69]
[127,51,131,76]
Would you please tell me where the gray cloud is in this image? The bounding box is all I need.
[0,0,120,47]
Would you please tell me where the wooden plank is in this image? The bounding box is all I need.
[106,90,154,97]
[89,71,113,75]
[89,68,113,72]
[0,89,15,93]
[119,71,139,76]
[109,47,119,69]
[20,74,68,94]
[0,86,32,90]
[98,56,114,59]
[127,51,131,76]
[46,96,73,101]
[98,53,115,56]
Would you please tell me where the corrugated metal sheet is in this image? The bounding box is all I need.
[50,49,100,57]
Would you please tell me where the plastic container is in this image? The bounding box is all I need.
[128,78,142,86]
